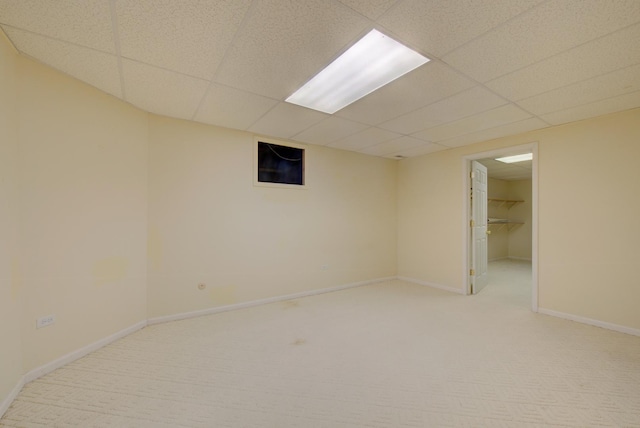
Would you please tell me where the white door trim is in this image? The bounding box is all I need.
[461,142,539,312]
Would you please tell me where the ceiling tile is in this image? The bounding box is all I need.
[122,59,209,120]
[414,105,532,142]
[487,23,640,101]
[517,63,640,115]
[248,102,327,139]
[479,159,513,172]
[292,116,369,146]
[390,142,448,158]
[378,0,545,56]
[336,61,475,125]
[479,158,532,181]
[489,168,531,181]
[540,90,640,125]
[380,86,507,134]
[444,0,640,82]
[0,0,115,53]
[215,0,369,99]
[330,127,401,151]
[193,84,278,131]
[358,136,425,157]
[337,0,399,20]
[4,0,638,160]
[4,27,121,98]
[519,161,533,170]
[436,117,547,148]
[484,158,533,172]
[477,159,498,168]
[116,0,252,80]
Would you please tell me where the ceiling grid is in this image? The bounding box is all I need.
[0,0,638,159]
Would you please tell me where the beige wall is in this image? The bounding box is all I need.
[507,179,532,260]
[487,178,509,260]
[486,178,532,261]
[487,177,509,199]
[147,116,397,317]
[2,22,640,413]
[397,148,465,286]
[538,111,639,329]
[1,33,397,407]
[398,108,640,330]
[17,57,149,371]
[0,31,23,406]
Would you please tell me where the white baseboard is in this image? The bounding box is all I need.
[148,276,397,325]
[538,308,640,337]
[4,278,397,417]
[397,276,465,295]
[0,377,25,419]
[1,320,146,419]
[24,320,147,384]
[488,257,532,262]
[4,280,639,420]
[12,276,395,408]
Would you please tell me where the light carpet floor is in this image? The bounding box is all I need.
[2,260,640,427]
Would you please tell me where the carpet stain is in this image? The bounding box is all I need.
[282,300,300,309]
[292,338,306,346]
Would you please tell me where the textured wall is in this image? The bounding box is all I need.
[487,177,509,261]
[507,179,532,260]
[147,116,398,317]
[17,56,149,372]
[0,30,23,410]
[399,108,640,330]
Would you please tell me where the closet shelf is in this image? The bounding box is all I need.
[488,198,524,209]
[488,219,524,231]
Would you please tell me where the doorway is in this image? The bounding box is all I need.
[463,143,538,312]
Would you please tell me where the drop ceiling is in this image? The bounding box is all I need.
[1,0,639,159]
[480,158,532,181]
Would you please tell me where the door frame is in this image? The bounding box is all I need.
[462,142,539,312]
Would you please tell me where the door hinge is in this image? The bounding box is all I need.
[470,219,475,227]
[470,171,475,179]
[470,269,475,276]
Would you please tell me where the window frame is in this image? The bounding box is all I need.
[253,137,307,189]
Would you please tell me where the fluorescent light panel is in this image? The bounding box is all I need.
[286,29,430,114]
[495,153,533,163]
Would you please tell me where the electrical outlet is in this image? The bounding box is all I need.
[36,315,55,329]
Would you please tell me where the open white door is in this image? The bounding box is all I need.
[470,160,488,294]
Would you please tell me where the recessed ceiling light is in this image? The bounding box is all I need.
[495,153,533,163]
[285,29,430,114]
